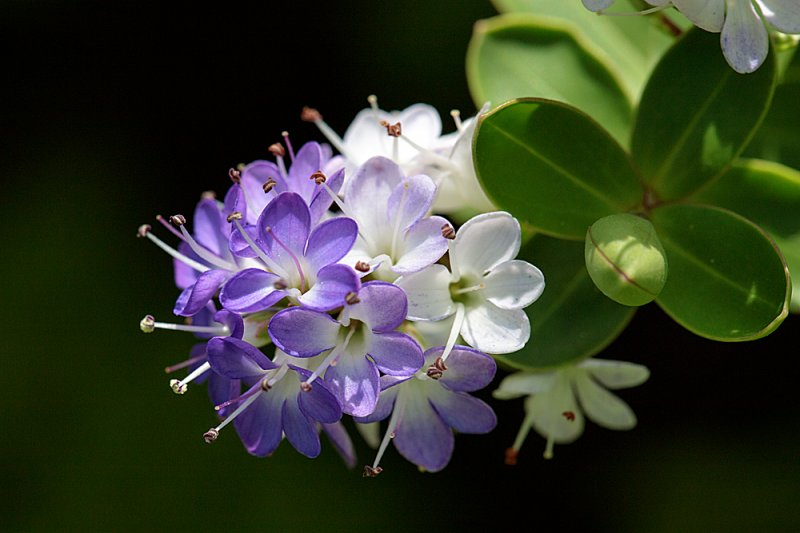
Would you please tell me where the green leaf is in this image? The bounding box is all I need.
[489,0,675,102]
[496,234,636,371]
[466,13,633,146]
[651,204,790,341]
[693,158,800,312]
[473,98,643,239]
[631,28,777,200]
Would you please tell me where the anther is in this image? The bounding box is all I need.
[140,315,156,333]
[273,279,288,290]
[169,214,187,226]
[260,378,272,391]
[562,411,576,422]
[345,291,360,305]
[310,170,327,185]
[203,428,219,443]
[362,465,383,478]
[201,190,216,200]
[228,168,241,183]
[354,261,370,273]
[504,447,518,466]
[226,211,243,223]
[301,106,322,122]
[380,121,402,137]
[425,356,448,380]
[262,177,277,194]
[137,224,151,238]
[268,143,286,157]
[441,223,456,240]
[170,379,188,395]
[299,382,313,392]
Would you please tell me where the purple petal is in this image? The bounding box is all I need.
[282,397,322,458]
[173,269,228,316]
[393,391,454,472]
[206,336,276,379]
[427,346,497,393]
[305,216,358,272]
[429,389,497,434]
[309,168,344,223]
[188,303,217,340]
[297,263,361,311]
[386,174,437,232]
[293,366,342,423]
[380,375,412,391]
[324,354,380,417]
[353,386,399,423]
[256,192,311,270]
[367,331,423,376]
[219,268,284,313]
[392,215,450,274]
[287,141,324,201]
[347,281,408,331]
[234,391,283,457]
[268,307,341,357]
[208,375,240,418]
[173,242,201,290]
[228,224,262,259]
[193,197,228,256]
[213,309,244,339]
[240,160,279,221]
[224,184,249,225]
[321,421,357,468]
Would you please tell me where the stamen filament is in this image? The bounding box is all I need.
[232,219,290,278]
[144,232,210,273]
[440,303,465,363]
[282,131,295,162]
[151,321,229,335]
[452,283,485,295]
[543,434,555,460]
[214,391,262,432]
[304,328,356,385]
[156,215,186,240]
[511,412,535,455]
[266,363,290,388]
[276,154,288,178]
[450,109,463,131]
[265,227,307,292]
[398,135,461,174]
[371,391,406,470]
[178,226,238,271]
[171,361,211,394]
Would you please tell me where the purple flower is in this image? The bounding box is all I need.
[356,345,497,473]
[221,191,360,313]
[205,339,342,458]
[268,281,424,417]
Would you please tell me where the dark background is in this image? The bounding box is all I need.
[2,1,799,531]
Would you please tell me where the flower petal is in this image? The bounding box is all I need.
[287,141,324,201]
[721,0,769,73]
[429,389,497,434]
[580,358,650,389]
[451,212,521,276]
[493,371,557,399]
[394,264,454,320]
[366,331,424,376]
[393,389,454,472]
[228,224,261,259]
[321,421,357,468]
[206,336,275,379]
[213,309,245,340]
[305,216,358,272]
[293,366,342,423]
[257,192,311,270]
[282,396,322,458]
[219,268,283,313]
[528,373,585,443]
[173,269,228,316]
[673,0,724,32]
[392,215,450,275]
[297,263,361,311]
[208,375,239,418]
[461,303,530,355]
[756,0,800,33]
[582,0,615,11]
[193,197,228,257]
[387,174,437,233]
[483,259,545,310]
[573,370,637,430]
[427,346,496,392]
[343,156,402,239]
[234,391,283,457]
[347,281,408,331]
[268,307,341,357]
[324,354,380,417]
[309,168,345,223]
[353,386,398,424]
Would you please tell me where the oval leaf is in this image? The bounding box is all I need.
[467,13,633,146]
[631,28,776,200]
[473,98,643,239]
[651,204,790,341]
[693,158,800,312]
[496,234,636,371]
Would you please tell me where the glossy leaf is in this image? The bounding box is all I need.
[473,98,642,240]
[693,158,800,311]
[631,28,776,200]
[467,13,633,146]
[496,234,635,371]
[651,204,790,341]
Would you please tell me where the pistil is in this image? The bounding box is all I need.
[264,226,307,292]
[229,216,291,279]
[137,225,210,274]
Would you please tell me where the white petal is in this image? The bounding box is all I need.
[673,0,725,32]
[528,373,584,443]
[483,260,545,310]
[344,156,403,250]
[461,303,530,354]
[580,358,651,389]
[573,371,637,430]
[451,212,521,276]
[394,264,455,320]
[756,0,800,33]
[582,0,615,11]
[493,371,557,400]
[721,0,770,73]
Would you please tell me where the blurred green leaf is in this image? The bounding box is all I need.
[693,158,800,311]
[651,204,790,341]
[631,28,776,200]
[489,0,675,102]
[473,98,642,239]
[496,234,636,371]
[466,13,633,146]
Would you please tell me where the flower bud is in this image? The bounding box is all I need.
[585,214,668,307]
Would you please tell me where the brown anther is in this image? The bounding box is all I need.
[201,190,217,200]
[382,121,402,137]
[268,143,286,157]
[300,382,313,392]
[228,168,241,183]
[169,214,187,226]
[562,411,576,422]
[226,211,243,223]
[441,223,456,240]
[273,279,288,290]
[362,465,383,478]
[345,291,361,305]
[262,177,277,193]
[260,378,272,391]
[354,261,370,273]
[139,314,156,333]
[504,447,518,466]
[136,224,151,238]
[425,356,448,379]
[301,106,322,122]
[310,170,327,185]
[203,428,219,443]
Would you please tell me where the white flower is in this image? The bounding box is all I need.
[395,211,545,355]
[494,358,650,460]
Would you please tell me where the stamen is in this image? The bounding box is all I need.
[228,168,241,183]
[303,327,356,386]
[230,218,290,278]
[170,361,211,394]
[301,106,322,122]
[201,190,216,200]
[440,303,465,363]
[169,214,187,226]
[140,315,230,336]
[504,447,518,466]
[345,291,360,305]
[367,94,379,112]
[370,390,406,474]
[508,410,535,464]
[354,261,371,273]
[140,314,155,333]
[207,390,262,438]
[169,379,188,395]
[156,215,185,240]
[214,381,263,411]
[137,225,210,273]
[299,382,313,392]
[203,428,219,443]
[282,131,295,162]
[398,134,461,174]
[262,177,277,194]
[562,411,576,422]
[381,120,402,138]
[441,223,455,240]
[302,107,353,160]
[425,356,447,380]
[310,170,326,184]
[362,465,383,478]
[450,109,463,131]
[452,282,485,295]
[265,226,307,292]
[270,142,288,177]
[172,215,238,271]
[273,279,288,290]
[543,435,555,460]
[164,353,207,374]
